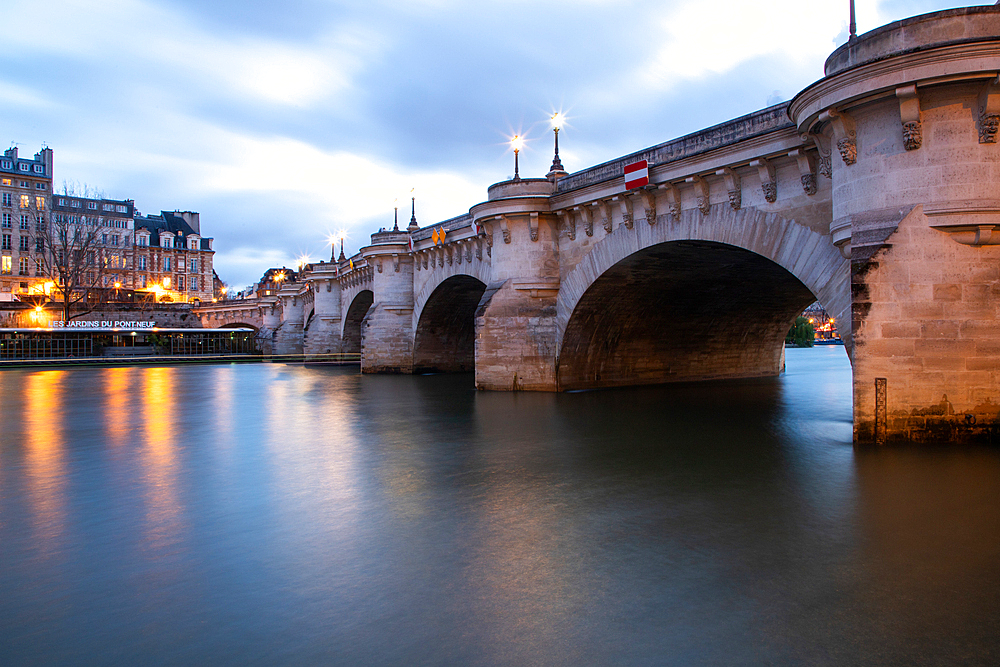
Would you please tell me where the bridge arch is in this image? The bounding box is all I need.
[555,206,849,390]
[342,289,373,354]
[219,322,260,333]
[413,274,487,373]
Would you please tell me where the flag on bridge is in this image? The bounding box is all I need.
[624,159,649,190]
[349,259,354,271]
[407,236,414,252]
[473,220,483,236]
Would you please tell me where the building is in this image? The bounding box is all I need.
[132,210,215,303]
[0,146,52,300]
[49,194,136,296]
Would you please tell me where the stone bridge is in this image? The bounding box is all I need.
[195,6,1000,444]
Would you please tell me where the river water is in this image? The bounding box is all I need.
[0,347,998,666]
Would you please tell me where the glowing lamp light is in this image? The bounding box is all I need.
[114,282,122,289]
[163,277,171,289]
[550,112,564,130]
[510,135,524,152]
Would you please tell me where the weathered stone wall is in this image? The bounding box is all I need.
[361,255,414,373]
[475,281,558,391]
[0,303,201,328]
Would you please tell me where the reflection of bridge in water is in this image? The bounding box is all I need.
[196,7,1000,444]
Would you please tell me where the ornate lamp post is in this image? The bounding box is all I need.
[547,112,567,180]
[511,135,524,181]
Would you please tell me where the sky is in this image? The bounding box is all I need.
[1,0,970,289]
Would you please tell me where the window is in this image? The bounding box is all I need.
[19,236,28,252]
[177,275,184,290]
[101,234,107,245]
[2,193,10,206]
[190,238,198,250]
[19,181,28,188]
[116,205,127,213]
[1,235,10,250]
[164,257,171,271]
[138,235,147,247]
[18,163,28,172]
[33,165,43,173]
[19,215,28,230]
[35,238,43,252]
[35,196,44,209]
[140,275,147,288]
[20,195,29,208]
[0,161,10,170]
[35,215,44,231]
[190,258,198,273]
[18,257,28,275]
[138,256,146,271]
[1,214,9,228]
[103,203,113,211]
[35,182,45,190]
[111,235,119,247]
[178,258,185,271]
[1,256,10,274]
[0,178,9,185]
[57,198,66,205]
[87,202,97,209]
[35,259,42,274]
[71,200,80,208]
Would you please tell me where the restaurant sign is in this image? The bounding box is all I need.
[52,321,158,329]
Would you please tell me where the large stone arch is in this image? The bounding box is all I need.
[412,274,487,373]
[342,289,373,355]
[412,263,491,332]
[219,321,260,333]
[555,206,849,390]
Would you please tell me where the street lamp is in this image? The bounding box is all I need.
[547,112,567,180]
[511,135,524,181]
[408,188,419,232]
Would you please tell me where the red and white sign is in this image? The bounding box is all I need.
[624,159,649,190]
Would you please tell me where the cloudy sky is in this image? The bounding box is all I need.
[2,0,966,288]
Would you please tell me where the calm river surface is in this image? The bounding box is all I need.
[1,347,998,666]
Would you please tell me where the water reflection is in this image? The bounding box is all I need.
[22,371,67,556]
[0,351,998,666]
[140,366,182,551]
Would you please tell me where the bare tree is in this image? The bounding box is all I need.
[33,206,113,322]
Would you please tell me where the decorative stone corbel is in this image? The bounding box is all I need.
[438,247,445,268]
[475,237,483,260]
[925,200,1000,246]
[802,133,833,179]
[658,182,681,220]
[455,243,462,265]
[593,200,612,233]
[750,158,777,203]
[577,206,594,237]
[528,212,539,242]
[376,259,383,273]
[820,108,857,165]
[715,167,741,210]
[325,279,332,292]
[465,244,472,263]
[446,246,453,266]
[639,188,657,224]
[393,253,400,272]
[978,76,1000,144]
[558,210,575,241]
[414,252,421,271]
[896,84,922,150]
[496,215,511,244]
[788,149,817,195]
[615,196,634,230]
[422,253,428,270]
[685,175,710,214]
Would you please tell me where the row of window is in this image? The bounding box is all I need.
[0,179,46,190]
[1,194,46,209]
[54,198,128,213]
[0,160,45,174]
[0,242,201,273]
[1,213,43,229]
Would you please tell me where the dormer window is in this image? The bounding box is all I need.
[33,165,43,174]
[87,202,97,210]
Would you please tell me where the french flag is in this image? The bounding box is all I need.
[624,159,649,190]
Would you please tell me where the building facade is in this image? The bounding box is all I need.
[0,146,53,300]
[132,210,214,303]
